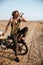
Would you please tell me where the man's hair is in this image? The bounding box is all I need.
[12,10,19,16]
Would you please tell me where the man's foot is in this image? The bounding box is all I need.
[14,57,20,62]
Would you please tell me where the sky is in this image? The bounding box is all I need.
[0,0,43,20]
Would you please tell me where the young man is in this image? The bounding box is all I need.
[2,10,28,62]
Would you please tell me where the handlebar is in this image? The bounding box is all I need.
[20,12,24,17]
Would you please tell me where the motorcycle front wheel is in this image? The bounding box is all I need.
[18,41,28,55]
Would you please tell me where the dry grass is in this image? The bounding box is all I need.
[0,20,43,65]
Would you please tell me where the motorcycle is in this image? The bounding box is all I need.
[0,29,28,55]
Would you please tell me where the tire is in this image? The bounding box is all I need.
[18,41,28,55]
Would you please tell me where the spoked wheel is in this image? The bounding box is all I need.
[18,41,28,55]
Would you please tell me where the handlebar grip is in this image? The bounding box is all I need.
[20,13,24,17]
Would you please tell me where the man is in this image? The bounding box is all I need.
[2,10,28,62]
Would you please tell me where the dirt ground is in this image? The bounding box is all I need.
[0,20,43,65]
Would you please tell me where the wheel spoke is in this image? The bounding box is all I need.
[18,43,28,55]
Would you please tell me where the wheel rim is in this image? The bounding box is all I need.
[18,42,28,55]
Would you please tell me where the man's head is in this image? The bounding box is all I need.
[12,10,19,18]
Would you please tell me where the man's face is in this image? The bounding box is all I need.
[14,12,19,18]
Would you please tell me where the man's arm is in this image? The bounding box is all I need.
[2,19,11,35]
[20,17,28,22]
[22,17,27,22]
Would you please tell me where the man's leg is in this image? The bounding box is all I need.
[18,27,28,38]
[11,34,20,62]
